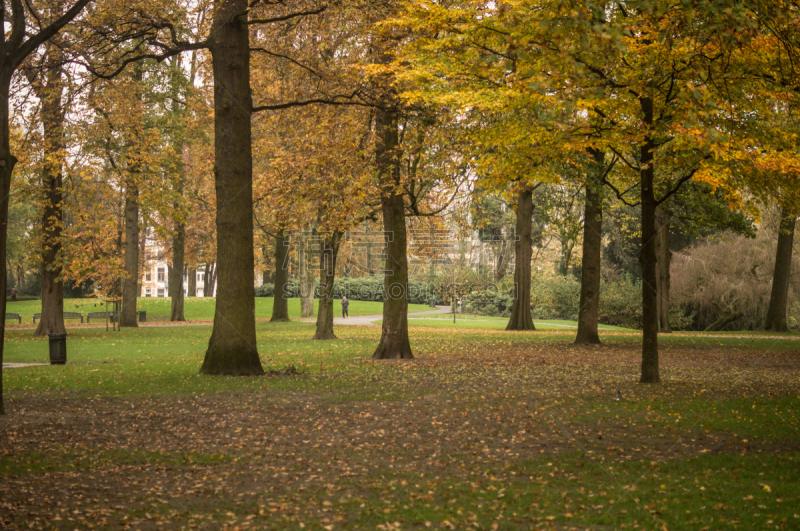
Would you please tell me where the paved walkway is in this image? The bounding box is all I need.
[332,305,452,326]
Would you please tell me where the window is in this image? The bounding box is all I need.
[157,268,165,282]
[145,288,152,297]
[146,271,152,282]
[157,288,165,297]
[198,273,203,282]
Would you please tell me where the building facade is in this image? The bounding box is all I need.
[140,263,208,298]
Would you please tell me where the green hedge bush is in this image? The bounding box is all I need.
[461,271,693,330]
[255,277,438,305]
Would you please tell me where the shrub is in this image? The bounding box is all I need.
[531,272,580,320]
[255,276,437,305]
[463,287,515,317]
[671,232,799,331]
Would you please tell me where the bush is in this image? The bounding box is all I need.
[597,271,641,329]
[459,270,692,330]
[463,287,515,317]
[255,276,436,305]
[531,272,580,320]
[671,232,799,331]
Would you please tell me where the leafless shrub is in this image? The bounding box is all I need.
[671,232,800,331]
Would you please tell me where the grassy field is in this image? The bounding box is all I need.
[1,322,799,529]
[5,297,430,324]
[399,314,637,331]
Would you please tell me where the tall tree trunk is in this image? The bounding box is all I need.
[208,262,217,297]
[120,183,139,327]
[655,207,672,333]
[0,70,19,415]
[313,231,342,340]
[558,240,575,276]
[170,222,186,321]
[139,217,147,296]
[764,207,795,332]
[200,0,263,376]
[299,229,314,318]
[120,64,143,328]
[639,95,660,383]
[372,105,413,359]
[574,149,604,345]
[506,185,535,331]
[271,229,290,322]
[203,264,211,297]
[494,238,508,281]
[32,57,66,338]
[188,266,197,297]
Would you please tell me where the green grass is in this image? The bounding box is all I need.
[5,297,429,324]
[2,322,799,529]
[402,314,637,331]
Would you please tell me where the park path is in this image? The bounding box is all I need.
[327,305,452,326]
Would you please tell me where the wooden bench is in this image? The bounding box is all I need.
[5,312,21,324]
[87,311,119,323]
[33,312,83,324]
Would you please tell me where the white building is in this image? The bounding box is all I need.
[140,262,209,298]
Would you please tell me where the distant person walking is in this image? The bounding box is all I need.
[10,286,17,301]
[341,296,349,318]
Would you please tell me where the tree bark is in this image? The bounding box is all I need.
[208,262,217,297]
[203,263,213,297]
[372,103,413,360]
[200,0,263,376]
[764,207,795,332]
[271,228,290,322]
[639,95,660,383]
[32,55,66,338]
[188,266,197,297]
[313,231,342,340]
[170,223,186,321]
[558,240,574,276]
[494,237,508,282]
[506,185,535,331]
[120,183,139,327]
[655,207,672,333]
[120,64,144,328]
[299,229,314,318]
[0,68,19,414]
[574,149,604,345]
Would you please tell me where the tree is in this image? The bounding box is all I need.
[574,149,607,345]
[0,0,94,414]
[198,0,262,375]
[24,40,68,337]
[270,229,290,323]
[505,184,535,331]
[764,208,796,332]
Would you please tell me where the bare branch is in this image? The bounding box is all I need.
[246,6,327,25]
[12,0,94,69]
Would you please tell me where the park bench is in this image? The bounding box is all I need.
[5,312,21,324]
[86,311,119,323]
[33,312,83,324]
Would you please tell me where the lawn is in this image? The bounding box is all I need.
[1,322,799,530]
[397,314,637,332]
[5,297,430,324]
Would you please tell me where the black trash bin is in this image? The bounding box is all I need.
[138,310,146,323]
[48,333,67,365]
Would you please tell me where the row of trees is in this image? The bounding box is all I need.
[2,1,800,414]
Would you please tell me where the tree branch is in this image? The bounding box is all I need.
[245,6,327,25]
[12,0,94,69]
